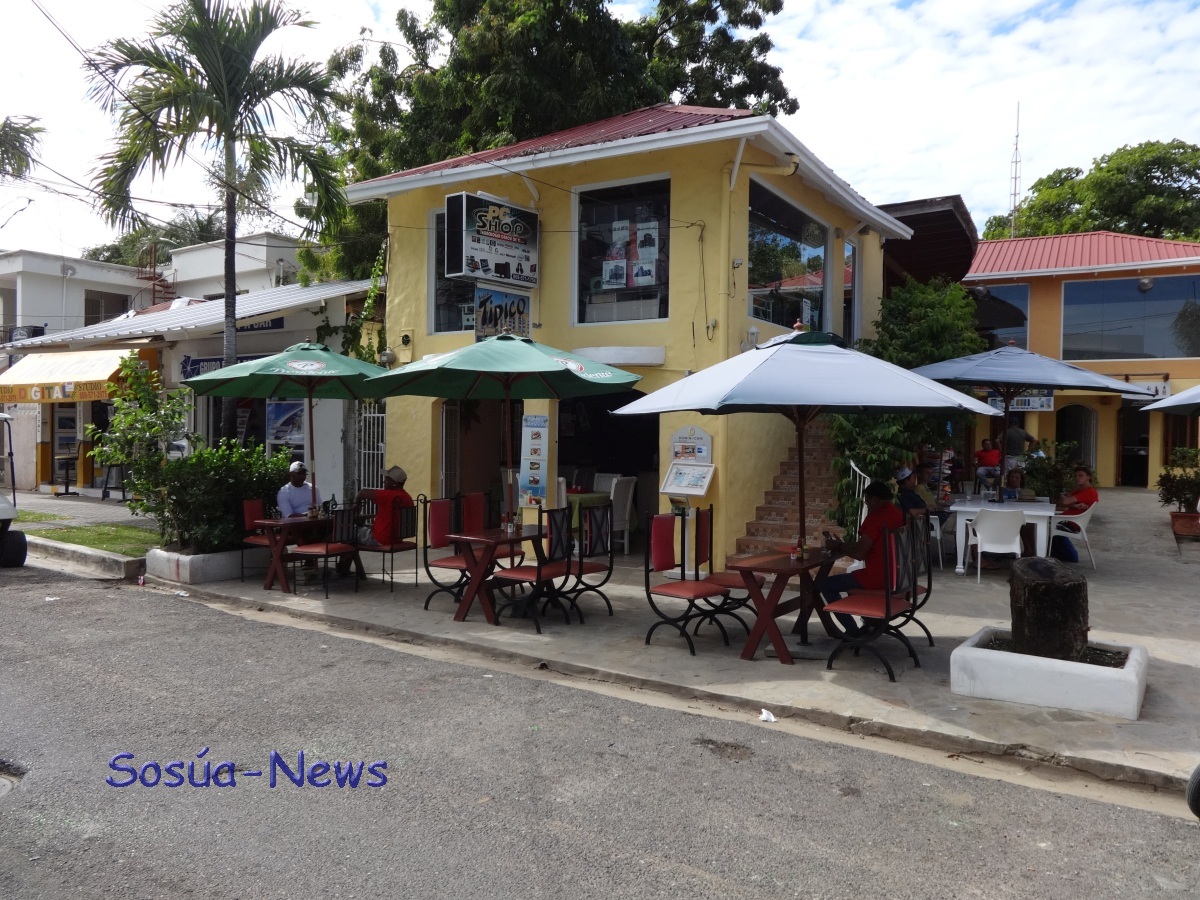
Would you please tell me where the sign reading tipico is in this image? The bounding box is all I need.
[445,192,539,288]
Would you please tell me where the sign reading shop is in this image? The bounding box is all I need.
[445,192,539,289]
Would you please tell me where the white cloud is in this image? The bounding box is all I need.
[4,0,1200,255]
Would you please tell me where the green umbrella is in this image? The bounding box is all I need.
[364,333,641,512]
[185,342,389,510]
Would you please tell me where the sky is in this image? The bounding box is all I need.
[4,0,1200,259]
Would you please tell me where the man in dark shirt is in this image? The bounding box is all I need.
[820,481,906,635]
[895,466,927,518]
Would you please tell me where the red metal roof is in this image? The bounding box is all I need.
[355,104,755,187]
[753,264,854,290]
[968,231,1200,277]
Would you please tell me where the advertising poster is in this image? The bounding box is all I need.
[631,220,658,287]
[518,414,549,507]
[601,219,630,289]
[266,400,305,457]
[473,285,531,340]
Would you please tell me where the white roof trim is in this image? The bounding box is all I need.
[2,279,373,351]
[965,255,1200,281]
[346,115,911,241]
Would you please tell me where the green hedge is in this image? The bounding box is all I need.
[161,442,291,553]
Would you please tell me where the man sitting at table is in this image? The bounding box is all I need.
[896,466,928,518]
[820,481,906,636]
[973,438,1001,486]
[352,465,415,546]
[1050,465,1098,563]
[277,461,321,517]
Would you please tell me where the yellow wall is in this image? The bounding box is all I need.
[381,139,888,562]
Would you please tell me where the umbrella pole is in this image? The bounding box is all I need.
[796,420,805,547]
[504,387,515,521]
[307,391,318,511]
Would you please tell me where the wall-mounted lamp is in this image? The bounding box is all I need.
[377,347,398,368]
[740,324,760,353]
[1138,277,1155,293]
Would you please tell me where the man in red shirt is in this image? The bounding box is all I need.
[820,480,906,634]
[973,438,1001,485]
[1051,465,1098,562]
[354,465,415,546]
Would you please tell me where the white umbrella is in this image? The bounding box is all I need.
[613,330,999,542]
[1142,384,1200,416]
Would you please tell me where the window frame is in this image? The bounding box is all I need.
[428,207,477,336]
[572,173,672,327]
[1061,273,1200,362]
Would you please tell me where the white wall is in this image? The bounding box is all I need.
[170,232,301,299]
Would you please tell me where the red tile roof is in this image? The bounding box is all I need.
[968,231,1200,277]
[752,264,854,290]
[355,104,755,187]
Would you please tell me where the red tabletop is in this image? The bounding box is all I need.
[725,551,837,664]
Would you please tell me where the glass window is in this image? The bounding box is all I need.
[977,283,1029,349]
[747,182,829,331]
[577,180,670,324]
[432,212,476,334]
[84,289,129,325]
[842,241,858,340]
[1063,274,1200,360]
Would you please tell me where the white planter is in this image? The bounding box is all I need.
[950,626,1149,720]
[146,547,267,584]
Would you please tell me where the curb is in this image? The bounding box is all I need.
[146,575,1187,794]
[26,535,143,580]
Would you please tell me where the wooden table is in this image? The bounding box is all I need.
[725,551,837,664]
[949,499,1056,575]
[446,524,541,625]
[254,516,328,592]
[566,491,609,527]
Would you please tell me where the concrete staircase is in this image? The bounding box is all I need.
[732,420,841,558]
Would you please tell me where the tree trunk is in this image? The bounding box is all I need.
[220,141,239,441]
[1009,557,1088,661]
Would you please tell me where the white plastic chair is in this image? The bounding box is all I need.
[927,513,944,570]
[609,476,638,554]
[845,460,871,574]
[556,476,568,508]
[592,472,619,494]
[966,508,1025,583]
[1047,503,1097,569]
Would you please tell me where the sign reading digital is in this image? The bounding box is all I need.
[445,192,539,288]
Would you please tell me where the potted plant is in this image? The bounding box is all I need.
[1157,448,1200,533]
[1023,439,1079,499]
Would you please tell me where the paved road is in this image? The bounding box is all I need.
[2,566,1197,899]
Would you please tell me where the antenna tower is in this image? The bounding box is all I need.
[1009,103,1021,238]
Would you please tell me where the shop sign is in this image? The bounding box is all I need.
[237,317,284,332]
[518,415,549,507]
[473,286,531,340]
[987,389,1054,412]
[0,381,109,403]
[445,192,539,288]
[180,354,267,381]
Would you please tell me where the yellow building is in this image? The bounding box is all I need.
[964,232,1200,488]
[347,105,912,563]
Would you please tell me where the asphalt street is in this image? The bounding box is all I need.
[2,566,1198,899]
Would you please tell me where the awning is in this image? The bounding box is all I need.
[0,349,135,403]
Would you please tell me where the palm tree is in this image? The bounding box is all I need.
[87,0,345,438]
[0,116,43,179]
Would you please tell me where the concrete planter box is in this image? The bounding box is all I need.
[950,626,1149,720]
[146,547,267,584]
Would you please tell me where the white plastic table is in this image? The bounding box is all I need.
[949,499,1057,575]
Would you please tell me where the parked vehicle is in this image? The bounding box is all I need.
[0,413,27,567]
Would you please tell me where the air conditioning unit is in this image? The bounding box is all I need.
[7,325,45,342]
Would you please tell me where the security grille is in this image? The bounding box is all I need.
[356,400,385,492]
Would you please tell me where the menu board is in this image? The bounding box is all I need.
[660,461,715,497]
[517,414,549,507]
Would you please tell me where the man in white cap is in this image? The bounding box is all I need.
[353,465,414,546]
[895,466,928,519]
[277,461,321,518]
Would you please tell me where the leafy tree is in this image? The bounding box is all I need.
[303,0,798,277]
[0,116,43,179]
[826,278,986,534]
[87,354,199,541]
[86,0,346,438]
[83,210,225,267]
[984,140,1200,240]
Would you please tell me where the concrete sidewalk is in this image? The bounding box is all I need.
[19,487,1200,791]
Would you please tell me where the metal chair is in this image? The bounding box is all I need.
[966,508,1025,582]
[823,521,922,682]
[1047,503,1097,569]
[355,497,419,591]
[571,501,615,617]
[689,504,756,634]
[488,505,577,631]
[290,508,361,598]
[643,512,733,656]
[421,495,472,609]
[240,498,272,582]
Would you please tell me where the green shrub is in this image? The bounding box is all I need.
[160,442,291,553]
[1024,440,1081,499]
[1156,447,1200,513]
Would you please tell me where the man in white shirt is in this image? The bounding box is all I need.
[277,461,321,518]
